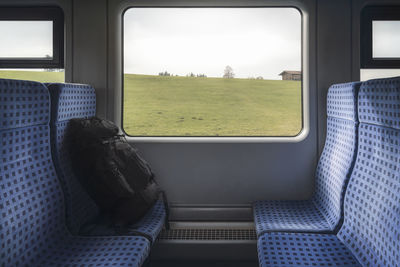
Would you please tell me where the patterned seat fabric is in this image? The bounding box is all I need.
[337,77,400,266]
[253,200,331,234]
[0,79,150,267]
[47,83,100,235]
[38,236,149,267]
[82,198,166,243]
[254,82,360,235]
[47,83,166,243]
[258,232,360,267]
[258,77,400,266]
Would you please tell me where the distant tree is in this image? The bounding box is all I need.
[256,76,264,80]
[223,66,234,78]
[159,71,171,76]
[44,55,55,72]
[197,74,207,78]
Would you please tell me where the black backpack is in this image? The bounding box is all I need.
[67,117,168,226]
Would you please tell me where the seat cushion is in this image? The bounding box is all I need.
[52,120,100,234]
[1,79,151,267]
[37,236,150,267]
[81,198,166,243]
[0,79,67,267]
[253,82,359,235]
[253,200,332,236]
[0,79,50,130]
[47,83,99,234]
[257,232,360,267]
[337,77,400,266]
[326,82,359,121]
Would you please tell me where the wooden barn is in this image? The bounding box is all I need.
[279,70,302,81]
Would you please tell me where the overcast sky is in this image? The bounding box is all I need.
[124,8,301,79]
[373,21,400,58]
[1,14,399,80]
[0,21,53,58]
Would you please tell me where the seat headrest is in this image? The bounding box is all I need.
[358,77,400,130]
[47,83,96,123]
[0,79,49,130]
[327,82,360,121]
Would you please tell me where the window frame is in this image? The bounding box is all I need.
[0,6,64,68]
[361,5,400,69]
[121,6,305,139]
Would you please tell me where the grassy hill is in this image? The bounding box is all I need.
[124,74,302,136]
[0,70,65,83]
[0,70,302,136]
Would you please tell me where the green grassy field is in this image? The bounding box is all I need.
[0,70,65,83]
[0,70,302,136]
[124,74,302,136]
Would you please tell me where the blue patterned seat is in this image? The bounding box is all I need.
[47,83,166,243]
[258,232,360,267]
[254,82,360,235]
[0,79,150,267]
[337,77,400,266]
[258,77,400,267]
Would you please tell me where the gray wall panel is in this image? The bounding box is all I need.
[134,142,317,205]
[72,0,109,119]
[316,0,352,153]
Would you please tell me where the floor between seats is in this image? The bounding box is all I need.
[148,261,258,267]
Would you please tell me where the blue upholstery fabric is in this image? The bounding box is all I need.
[258,232,360,267]
[312,116,357,230]
[357,77,400,129]
[0,79,50,129]
[326,82,358,121]
[257,78,400,266]
[47,83,166,242]
[337,77,400,267]
[82,198,166,243]
[254,82,360,235]
[37,236,149,267]
[47,83,100,235]
[48,82,97,124]
[253,200,331,234]
[0,79,150,267]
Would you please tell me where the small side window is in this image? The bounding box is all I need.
[0,7,64,83]
[360,6,400,80]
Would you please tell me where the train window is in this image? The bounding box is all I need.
[122,8,302,137]
[361,6,400,79]
[0,7,64,82]
[372,21,400,58]
[0,21,53,59]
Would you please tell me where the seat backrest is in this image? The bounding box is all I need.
[47,83,99,234]
[312,82,360,230]
[0,79,66,266]
[338,77,400,266]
